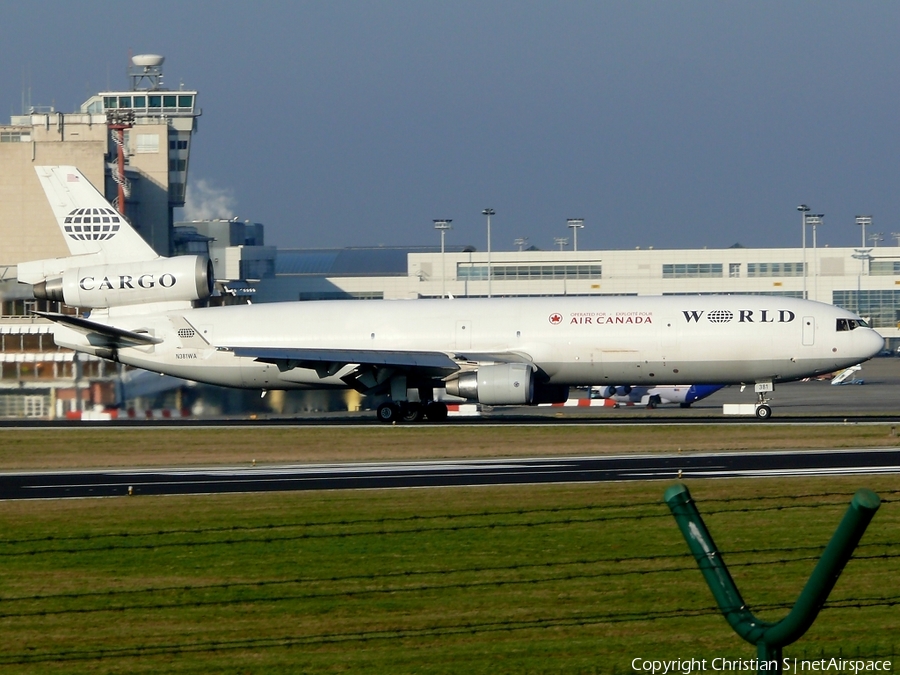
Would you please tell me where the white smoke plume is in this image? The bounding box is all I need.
[183,178,237,221]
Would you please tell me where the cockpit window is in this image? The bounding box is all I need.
[836,318,869,331]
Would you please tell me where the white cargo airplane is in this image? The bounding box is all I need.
[18,166,884,422]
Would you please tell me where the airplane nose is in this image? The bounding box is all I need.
[863,329,885,359]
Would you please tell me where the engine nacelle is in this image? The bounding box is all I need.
[446,363,534,405]
[602,385,632,398]
[33,255,213,309]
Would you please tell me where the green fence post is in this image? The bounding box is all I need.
[664,484,880,674]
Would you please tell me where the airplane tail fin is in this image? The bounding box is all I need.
[19,166,213,311]
[33,166,158,263]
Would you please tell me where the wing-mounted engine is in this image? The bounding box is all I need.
[32,255,214,309]
[445,363,568,405]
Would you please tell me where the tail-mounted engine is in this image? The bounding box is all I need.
[33,255,214,309]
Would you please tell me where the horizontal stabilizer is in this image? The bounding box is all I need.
[33,311,162,346]
[227,346,459,372]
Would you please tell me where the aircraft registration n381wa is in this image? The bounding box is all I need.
[18,166,884,422]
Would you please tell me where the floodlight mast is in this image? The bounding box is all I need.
[804,214,823,301]
[566,218,584,252]
[797,205,810,299]
[433,219,452,299]
[482,208,495,298]
[855,215,872,248]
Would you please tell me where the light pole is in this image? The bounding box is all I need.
[805,213,823,301]
[514,237,528,251]
[892,232,900,247]
[852,248,873,315]
[567,218,584,252]
[482,208,495,297]
[433,219,452,298]
[554,237,568,251]
[869,233,883,247]
[856,215,871,248]
[797,205,810,299]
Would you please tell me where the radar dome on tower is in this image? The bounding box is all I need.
[128,54,165,90]
[132,54,165,68]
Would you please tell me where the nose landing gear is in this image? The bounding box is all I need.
[754,381,773,420]
[755,402,772,419]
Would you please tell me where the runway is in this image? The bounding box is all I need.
[3,448,899,500]
[4,357,900,429]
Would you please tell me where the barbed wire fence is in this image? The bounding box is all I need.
[0,488,896,668]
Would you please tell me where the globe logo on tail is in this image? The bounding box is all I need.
[62,207,122,241]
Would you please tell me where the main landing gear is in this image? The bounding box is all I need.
[376,401,449,424]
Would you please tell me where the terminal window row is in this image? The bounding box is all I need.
[833,289,900,329]
[662,263,723,278]
[869,260,900,276]
[664,262,809,278]
[457,264,602,281]
[663,291,804,298]
[747,262,805,277]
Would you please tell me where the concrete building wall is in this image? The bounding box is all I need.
[0,116,107,265]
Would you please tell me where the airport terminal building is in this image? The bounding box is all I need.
[248,243,900,348]
[259,243,900,333]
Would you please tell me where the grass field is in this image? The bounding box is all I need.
[1,423,899,469]
[0,427,898,673]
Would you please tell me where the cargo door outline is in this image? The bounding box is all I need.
[802,315,815,346]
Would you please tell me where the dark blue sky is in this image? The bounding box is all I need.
[3,2,900,252]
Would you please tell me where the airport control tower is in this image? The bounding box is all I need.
[0,54,200,264]
[82,54,201,255]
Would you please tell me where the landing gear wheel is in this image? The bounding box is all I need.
[424,402,449,421]
[377,402,400,424]
[647,394,661,409]
[400,403,425,423]
[755,404,772,420]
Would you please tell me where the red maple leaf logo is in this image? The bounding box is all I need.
[549,313,562,325]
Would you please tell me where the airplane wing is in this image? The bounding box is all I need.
[453,351,535,364]
[33,311,163,347]
[225,346,538,396]
[226,346,462,390]
[228,346,459,372]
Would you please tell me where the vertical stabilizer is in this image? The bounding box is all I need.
[34,166,159,263]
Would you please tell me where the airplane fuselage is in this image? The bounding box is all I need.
[25,166,886,420]
[59,294,884,392]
